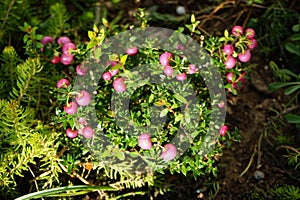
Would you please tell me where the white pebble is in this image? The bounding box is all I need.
[176,6,186,15]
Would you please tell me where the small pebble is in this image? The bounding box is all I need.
[254,170,265,180]
[176,6,186,15]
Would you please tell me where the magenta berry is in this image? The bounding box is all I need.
[219,125,228,137]
[160,52,173,67]
[78,117,88,125]
[64,102,78,115]
[226,72,234,83]
[187,64,197,74]
[75,90,91,106]
[57,78,70,88]
[113,78,126,92]
[107,62,118,76]
[57,36,71,45]
[62,42,76,55]
[82,126,94,139]
[76,64,89,76]
[238,50,251,63]
[176,73,187,81]
[161,143,177,161]
[218,101,225,109]
[245,28,255,39]
[163,65,174,77]
[51,56,60,64]
[138,133,152,150]
[102,72,112,81]
[126,46,138,56]
[247,39,257,50]
[232,25,244,37]
[225,56,236,69]
[60,54,74,65]
[66,128,78,138]
[223,44,234,55]
[176,44,185,51]
[41,36,53,45]
[109,68,119,76]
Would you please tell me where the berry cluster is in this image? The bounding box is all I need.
[138,133,177,161]
[221,26,257,94]
[160,51,197,81]
[56,74,94,139]
[41,35,77,65]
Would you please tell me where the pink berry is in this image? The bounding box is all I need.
[113,78,126,92]
[126,46,138,56]
[218,101,225,109]
[161,143,177,161]
[75,90,91,106]
[160,52,173,67]
[187,64,197,74]
[225,56,236,69]
[57,36,71,45]
[176,73,187,81]
[109,68,119,76]
[76,64,89,76]
[62,42,76,55]
[247,39,257,50]
[176,44,185,51]
[51,56,60,64]
[41,36,53,45]
[238,50,251,63]
[245,28,255,39]
[163,65,174,77]
[82,126,94,138]
[60,54,74,65]
[226,72,234,83]
[232,26,244,37]
[57,78,70,88]
[102,72,112,81]
[66,128,78,138]
[64,102,78,115]
[223,44,234,55]
[106,61,117,67]
[219,125,228,137]
[78,117,88,125]
[138,133,152,150]
[106,62,118,76]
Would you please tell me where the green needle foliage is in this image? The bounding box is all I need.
[0,46,62,198]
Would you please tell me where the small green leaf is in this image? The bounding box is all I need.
[290,33,300,41]
[160,108,168,117]
[120,54,128,65]
[115,151,125,160]
[149,94,154,103]
[102,18,109,26]
[285,114,300,123]
[181,165,187,176]
[224,29,229,38]
[23,34,29,43]
[191,14,196,23]
[88,31,96,40]
[269,82,300,91]
[285,42,300,56]
[292,24,300,32]
[284,85,300,95]
[279,69,298,78]
[174,93,186,103]
[185,112,191,123]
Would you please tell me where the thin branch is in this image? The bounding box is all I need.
[276,145,300,155]
[1,0,16,29]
